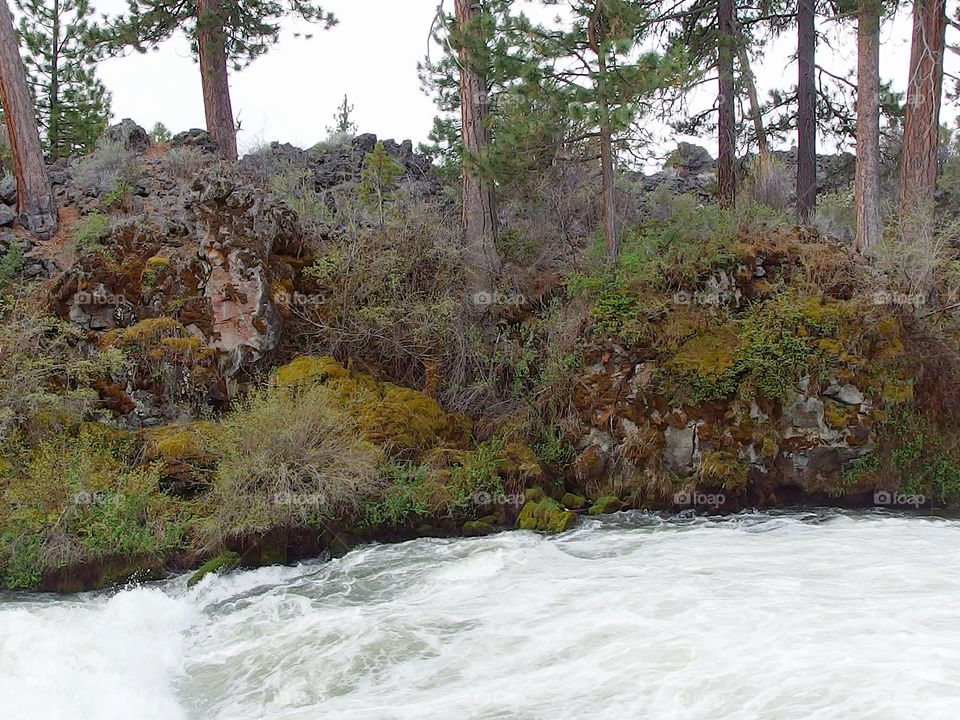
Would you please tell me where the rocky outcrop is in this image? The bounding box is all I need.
[240,133,441,197]
[191,169,304,372]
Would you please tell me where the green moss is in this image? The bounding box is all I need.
[517,498,577,533]
[140,256,170,287]
[561,493,585,510]
[699,451,749,491]
[462,520,496,537]
[274,356,349,387]
[588,496,622,515]
[187,551,240,587]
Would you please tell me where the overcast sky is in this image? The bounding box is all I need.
[79,0,956,159]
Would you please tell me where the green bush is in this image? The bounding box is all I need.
[73,213,112,256]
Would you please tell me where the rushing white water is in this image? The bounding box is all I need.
[2,511,960,720]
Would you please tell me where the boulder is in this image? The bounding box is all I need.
[103,119,151,153]
[664,425,697,477]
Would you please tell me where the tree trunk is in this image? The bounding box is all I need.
[899,0,946,222]
[49,0,62,157]
[717,0,736,208]
[732,14,768,165]
[197,0,237,162]
[0,0,56,238]
[455,0,500,286]
[854,0,881,254]
[797,0,817,223]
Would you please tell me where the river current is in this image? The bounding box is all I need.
[2,511,959,719]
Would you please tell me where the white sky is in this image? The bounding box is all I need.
[73,1,958,158]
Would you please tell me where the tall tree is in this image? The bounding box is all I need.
[0,0,56,237]
[16,0,111,160]
[105,1,337,162]
[796,0,816,222]
[854,0,881,254]
[454,0,500,281]
[717,0,736,207]
[899,0,946,220]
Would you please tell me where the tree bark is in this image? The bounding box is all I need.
[899,0,946,222]
[0,0,56,238]
[732,14,768,166]
[197,0,237,162]
[797,0,817,223]
[854,0,881,254]
[717,0,736,208]
[454,0,500,287]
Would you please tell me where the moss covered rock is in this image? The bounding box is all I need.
[462,520,496,537]
[187,551,240,587]
[561,492,586,509]
[517,498,577,533]
[588,496,623,515]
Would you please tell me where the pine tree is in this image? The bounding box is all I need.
[149,121,171,143]
[796,0,816,222]
[15,0,111,160]
[854,0,881,254]
[102,1,337,162]
[899,0,946,224]
[0,0,56,237]
[327,94,356,136]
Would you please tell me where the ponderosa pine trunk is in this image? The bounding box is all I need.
[454,0,500,287]
[0,0,56,238]
[854,0,881,254]
[732,14,768,165]
[797,0,817,223]
[899,0,946,222]
[717,0,736,208]
[197,0,237,162]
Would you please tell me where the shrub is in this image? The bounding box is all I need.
[268,160,332,231]
[164,146,208,180]
[0,424,192,588]
[741,156,792,212]
[72,213,112,256]
[73,140,139,198]
[207,384,384,541]
[812,186,856,243]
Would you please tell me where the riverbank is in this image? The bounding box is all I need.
[1,124,959,592]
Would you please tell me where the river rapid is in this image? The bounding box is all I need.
[2,511,959,720]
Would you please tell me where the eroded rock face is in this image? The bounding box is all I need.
[191,170,304,373]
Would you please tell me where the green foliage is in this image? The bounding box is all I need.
[812,185,856,243]
[326,94,356,136]
[103,1,337,71]
[73,212,112,256]
[0,244,24,285]
[359,142,404,225]
[269,161,332,230]
[845,410,960,505]
[16,0,112,159]
[149,122,172,143]
[0,425,192,588]
[495,226,537,264]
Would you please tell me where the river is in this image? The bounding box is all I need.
[2,511,959,719]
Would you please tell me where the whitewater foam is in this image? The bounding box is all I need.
[2,512,960,719]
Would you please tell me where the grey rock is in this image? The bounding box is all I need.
[825,382,866,406]
[0,204,15,226]
[0,174,16,205]
[664,425,696,477]
[103,119,151,153]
